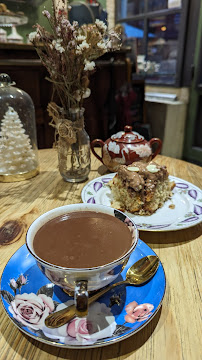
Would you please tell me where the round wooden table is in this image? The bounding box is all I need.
[0,149,201,360]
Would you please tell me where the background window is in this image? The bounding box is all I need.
[115,0,185,86]
[117,0,144,18]
[146,13,181,84]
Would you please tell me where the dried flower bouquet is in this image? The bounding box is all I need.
[28,0,121,181]
[28,0,121,112]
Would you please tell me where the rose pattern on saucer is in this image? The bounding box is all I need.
[1,274,154,346]
[9,293,54,331]
[9,274,28,294]
[42,301,116,345]
[124,301,154,323]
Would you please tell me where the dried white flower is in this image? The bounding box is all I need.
[97,41,106,49]
[75,48,81,55]
[83,88,91,98]
[42,10,51,19]
[84,60,95,71]
[55,43,65,53]
[76,40,89,54]
[95,19,107,32]
[73,88,91,101]
[56,26,61,35]
[76,35,86,42]
[51,39,65,53]
[28,31,38,42]
[79,40,89,50]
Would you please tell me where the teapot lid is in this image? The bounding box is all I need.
[111,125,144,143]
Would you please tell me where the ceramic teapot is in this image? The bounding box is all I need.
[90,125,162,172]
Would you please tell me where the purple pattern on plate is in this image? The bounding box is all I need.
[102,178,112,183]
[193,204,202,215]
[188,189,197,200]
[87,197,96,204]
[146,224,171,229]
[175,182,189,189]
[181,216,199,223]
[93,182,103,192]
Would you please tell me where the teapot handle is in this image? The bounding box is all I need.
[149,138,162,159]
[90,139,105,164]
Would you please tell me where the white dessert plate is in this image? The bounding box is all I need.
[81,174,202,231]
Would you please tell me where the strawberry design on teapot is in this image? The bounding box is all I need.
[91,125,162,172]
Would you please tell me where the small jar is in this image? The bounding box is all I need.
[0,73,39,182]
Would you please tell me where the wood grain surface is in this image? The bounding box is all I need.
[0,149,201,360]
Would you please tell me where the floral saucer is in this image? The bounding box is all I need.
[81,174,202,231]
[0,240,166,349]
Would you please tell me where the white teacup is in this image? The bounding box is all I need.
[26,204,138,316]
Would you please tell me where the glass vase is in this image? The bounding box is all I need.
[57,107,91,183]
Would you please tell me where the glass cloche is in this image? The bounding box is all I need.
[0,73,39,182]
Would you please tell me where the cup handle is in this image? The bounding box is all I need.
[149,138,162,159]
[74,280,88,317]
[90,139,105,164]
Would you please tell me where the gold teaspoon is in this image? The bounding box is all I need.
[45,255,159,329]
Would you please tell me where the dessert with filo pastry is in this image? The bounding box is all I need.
[108,161,175,215]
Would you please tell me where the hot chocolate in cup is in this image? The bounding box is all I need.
[26,204,138,317]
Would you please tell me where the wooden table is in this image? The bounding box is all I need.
[0,149,201,360]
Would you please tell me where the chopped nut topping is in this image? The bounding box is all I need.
[146,164,160,173]
[127,166,139,172]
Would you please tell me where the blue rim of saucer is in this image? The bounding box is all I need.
[0,240,166,349]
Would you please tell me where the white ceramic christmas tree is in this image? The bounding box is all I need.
[0,106,37,174]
